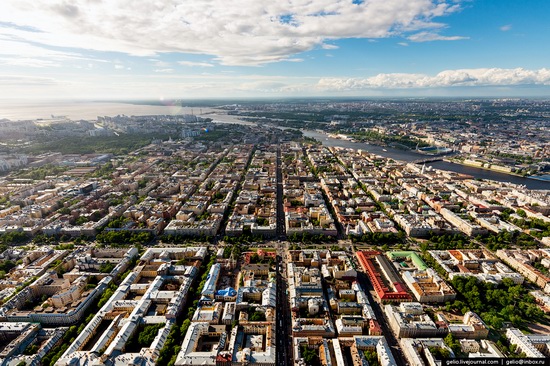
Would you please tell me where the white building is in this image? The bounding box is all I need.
[506,328,550,358]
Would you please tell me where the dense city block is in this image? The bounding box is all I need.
[0,102,549,366]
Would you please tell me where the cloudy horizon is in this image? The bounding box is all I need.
[1,0,549,99]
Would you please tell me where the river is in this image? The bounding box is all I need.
[302,130,550,190]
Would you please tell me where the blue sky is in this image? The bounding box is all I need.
[0,0,549,99]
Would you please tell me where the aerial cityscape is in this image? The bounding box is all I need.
[1,1,550,366]
[0,100,549,366]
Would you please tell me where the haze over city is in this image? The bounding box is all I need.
[1,0,550,99]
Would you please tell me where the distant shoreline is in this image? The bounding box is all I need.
[443,158,525,177]
[440,158,550,184]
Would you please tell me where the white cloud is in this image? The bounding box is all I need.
[152,60,171,67]
[0,74,59,86]
[321,44,339,50]
[397,42,409,46]
[0,37,82,61]
[281,58,304,63]
[114,64,124,69]
[0,32,109,70]
[0,0,465,65]
[0,57,61,68]
[316,68,550,90]
[178,61,215,68]
[154,68,175,73]
[500,24,512,32]
[408,31,468,42]
[2,69,549,100]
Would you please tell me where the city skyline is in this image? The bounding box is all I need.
[1,0,550,99]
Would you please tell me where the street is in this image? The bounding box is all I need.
[276,144,286,240]
[276,253,293,366]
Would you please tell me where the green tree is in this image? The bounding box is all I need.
[99,262,115,273]
[180,319,191,336]
[301,345,319,366]
[444,333,461,355]
[428,346,451,360]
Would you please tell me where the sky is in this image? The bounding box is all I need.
[0,0,549,100]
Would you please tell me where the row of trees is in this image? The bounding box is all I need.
[161,233,213,243]
[449,276,545,329]
[97,282,118,308]
[511,216,550,239]
[222,234,265,245]
[422,253,449,279]
[288,232,337,243]
[96,230,153,246]
[0,231,28,245]
[349,231,405,245]
[41,325,77,366]
[419,233,475,251]
[480,231,539,251]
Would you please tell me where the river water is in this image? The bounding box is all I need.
[302,130,550,190]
